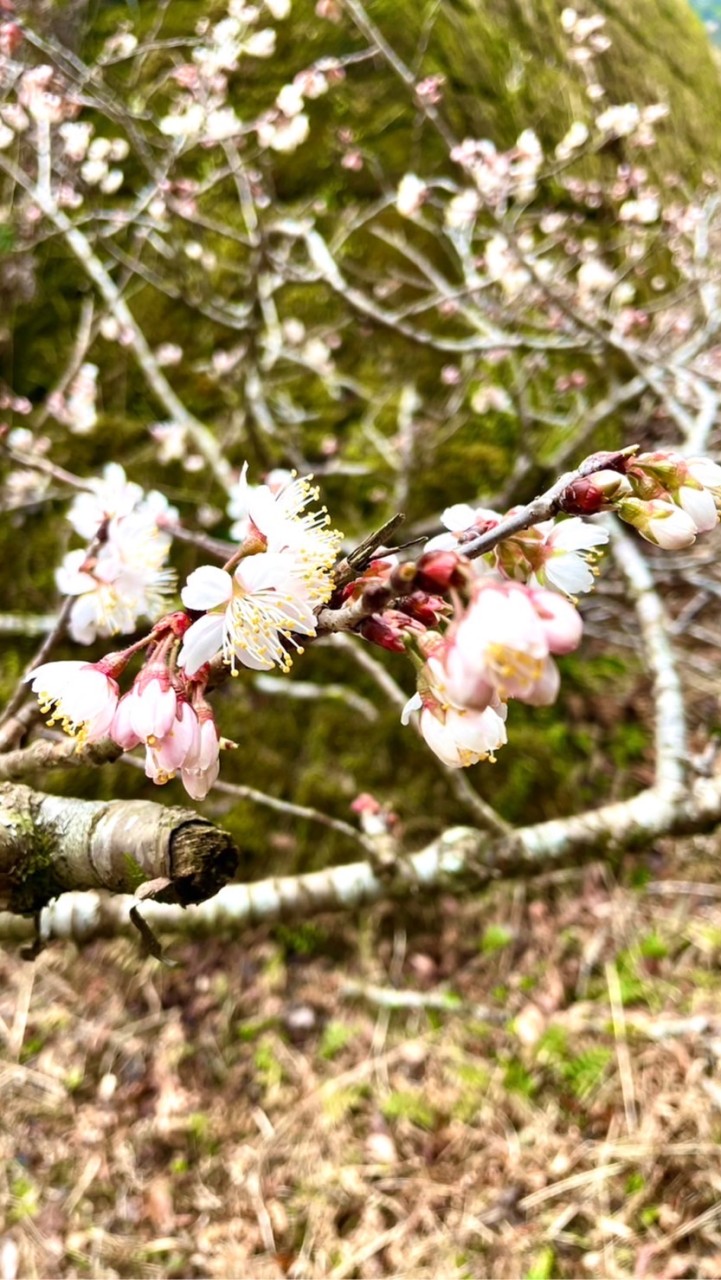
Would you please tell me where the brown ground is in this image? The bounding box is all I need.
[3,832,721,1280]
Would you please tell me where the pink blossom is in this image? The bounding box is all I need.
[402,657,507,768]
[110,692,141,750]
[128,664,177,745]
[442,582,582,709]
[144,700,202,787]
[180,716,221,799]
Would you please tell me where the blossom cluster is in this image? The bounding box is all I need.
[56,464,177,645]
[402,581,583,769]
[562,451,721,548]
[26,465,342,800]
[21,445,721,796]
[26,648,221,801]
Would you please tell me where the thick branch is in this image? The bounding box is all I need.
[0,737,122,782]
[6,773,721,943]
[0,783,238,914]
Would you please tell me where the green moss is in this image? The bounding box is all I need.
[382,1088,438,1130]
[319,1020,355,1060]
[4,810,66,915]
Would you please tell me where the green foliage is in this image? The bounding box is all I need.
[503,1057,537,1098]
[562,1047,613,1101]
[639,931,670,961]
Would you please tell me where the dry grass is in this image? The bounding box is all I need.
[3,838,721,1278]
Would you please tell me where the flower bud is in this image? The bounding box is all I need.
[617,497,697,549]
[400,591,449,628]
[359,610,424,653]
[414,550,471,593]
[560,470,633,514]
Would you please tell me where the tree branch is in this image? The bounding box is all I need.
[7,764,720,943]
[0,783,238,914]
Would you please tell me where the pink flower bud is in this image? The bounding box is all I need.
[400,592,449,628]
[111,692,141,750]
[128,663,177,745]
[180,715,220,800]
[359,610,424,653]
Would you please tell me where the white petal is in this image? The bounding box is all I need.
[550,517,608,551]
[181,565,232,611]
[26,660,84,689]
[178,614,225,675]
[678,486,718,533]
[441,503,476,533]
[544,556,595,595]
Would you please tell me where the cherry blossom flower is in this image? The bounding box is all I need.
[402,656,507,768]
[145,700,200,784]
[127,664,177,745]
[66,463,144,539]
[245,470,342,572]
[25,661,119,741]
[530,517,609,596]
[396,174,427,218]
[57,470,178,643]
[226,466,293,542]
[595,103,641,138]
[425,502,501,553]
[178,554,319,676]
[442,581,583,710]
[56,525,176,645]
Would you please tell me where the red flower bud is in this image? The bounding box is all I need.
[400,591,449,627]
[359,610,424,653]
[415,550,470,593]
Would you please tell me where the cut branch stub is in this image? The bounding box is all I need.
[0,783,238,914]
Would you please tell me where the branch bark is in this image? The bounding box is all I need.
[0,783,238,914]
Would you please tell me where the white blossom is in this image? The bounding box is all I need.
[178,555,319,676]
[25,661,119,742]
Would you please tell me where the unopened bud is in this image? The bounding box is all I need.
[415,550,471,592]
[617,497,697,549]
[560,469,633,514]
[153,610,192,638]
[359,610,424,653]
[400,591,449,627]
[389,560,418,593]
